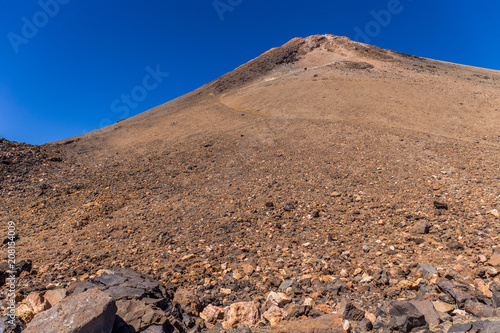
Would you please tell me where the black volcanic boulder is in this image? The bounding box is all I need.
[339,298,365,321]
[114,299,170,332]
[0,315,26,333]
[389,301,428,332]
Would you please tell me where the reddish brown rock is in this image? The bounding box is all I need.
[15,304,35,324]
[200,304,224,326]
[26,292,51,315]
[273,313,345,333]
[173,288,202,316]
[241,263,255,276]
[315,303,333,314]
[490,253,500,266]
[433,301,454,314]
[464,299,497,318]
[262,305,285,326]
[44,288,67,307]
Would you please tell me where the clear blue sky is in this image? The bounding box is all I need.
[1,0,499,144]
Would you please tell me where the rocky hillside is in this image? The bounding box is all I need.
[1,35,500,332]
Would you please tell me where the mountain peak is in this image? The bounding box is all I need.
[210,34,417,94]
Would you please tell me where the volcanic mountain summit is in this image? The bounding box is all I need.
[1,35,500,332]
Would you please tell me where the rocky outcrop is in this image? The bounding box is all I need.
[6,263,500,332]
[24,289,116,333]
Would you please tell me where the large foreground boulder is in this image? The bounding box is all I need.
[24,288,117,333]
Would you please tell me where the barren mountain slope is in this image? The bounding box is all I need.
[1,35,500,329]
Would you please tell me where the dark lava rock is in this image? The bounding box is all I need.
[410,300,441,326]
[94,274,127,287]
[433,201,448,210]
[447,323,472,333]
[340,298,365,321]
[234,324,252,333]
[418,264,438,279]
[0,315,26,333]
[437,280,460,304]
[284,305,311,320]
[389,301,428,333]
[356,317,373,332]
[115,299,170,332]
[142,325,168,333]
[106,286,146,300]
[482,321,500,333]
[373,318,390,332]
[173,288,202,316]
[69,281,99,294]
[464,299,497,318]
[374,269,390,286]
